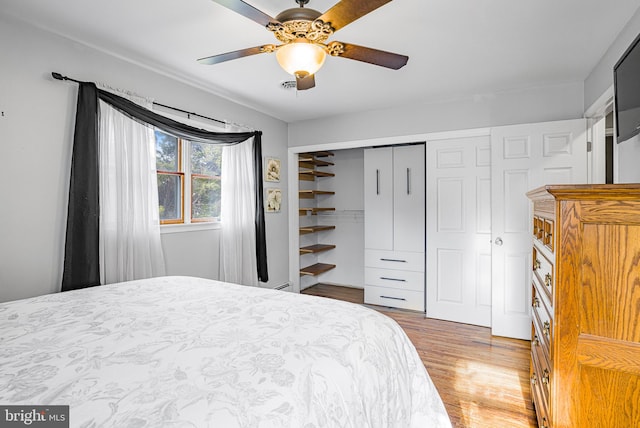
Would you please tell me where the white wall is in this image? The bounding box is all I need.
[583,8,640,183]
[0,15,289,302]
[161,228,221,280]
[288,82,585,147]
[584,7,640,112]
[616,134,640,183]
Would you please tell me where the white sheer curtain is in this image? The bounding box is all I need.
[98,95,166,284]
[221,134,258,286]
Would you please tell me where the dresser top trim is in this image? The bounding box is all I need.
[527,184,640,201]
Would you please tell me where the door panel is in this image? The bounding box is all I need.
[364,147,393,250]
[393,144,425,252]
[437,178,464,232]
[426,135,492,327]
[491,119,587,339]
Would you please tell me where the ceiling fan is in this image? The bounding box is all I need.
[198,0,409,90]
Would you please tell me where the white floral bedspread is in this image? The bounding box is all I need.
[0,276,451,427]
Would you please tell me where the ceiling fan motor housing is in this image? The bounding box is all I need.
[275,7,321,24]
[270,6,333,46]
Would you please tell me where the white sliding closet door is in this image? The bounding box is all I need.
[426,135,492,327]
[491,119,587,339]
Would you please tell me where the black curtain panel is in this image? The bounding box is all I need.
[62,83,100,291]
[252,133,268,282]
[61,79,268,290]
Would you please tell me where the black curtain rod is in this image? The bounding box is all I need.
[52,72,227,126]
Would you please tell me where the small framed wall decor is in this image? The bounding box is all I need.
[264,157,281,182]
[265,188,282,213]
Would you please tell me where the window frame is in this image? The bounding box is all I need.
[155,133,222,226]
[156,137,184,225]
[190,172,221,223]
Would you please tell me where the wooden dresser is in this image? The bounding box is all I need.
[526,184,640,428]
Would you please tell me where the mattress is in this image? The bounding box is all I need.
[0,276,451,427]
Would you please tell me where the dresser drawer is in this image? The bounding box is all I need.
[365,267,424,291]
[533,246,554,305]
[531,349,551,428]
[532,321,552,399]
[364,286,424,311]
[533,294,553,353]
[532,284,551,362]
[365,249,424,272]
[542,218,554,252]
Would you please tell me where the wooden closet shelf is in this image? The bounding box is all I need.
[299,207,336,215]
[299,170,335,181]
[299,157,334,169]
[299,244,336,254]
[299,225,336,235]
[300,263,336,276]
[301,151,334,158]
[299,190,335,199]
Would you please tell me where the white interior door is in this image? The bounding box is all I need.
[491,119,587,339]
[426,136,492,327]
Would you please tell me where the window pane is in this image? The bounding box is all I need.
[155,130,179,172]
[158,174,182,221]
[192,176,221,219]
[191,142,222,176]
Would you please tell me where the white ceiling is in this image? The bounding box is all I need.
[2,0,639,122]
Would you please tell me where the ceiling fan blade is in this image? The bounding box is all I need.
[296,74,316,90]
[197,45,274,65]
[334,42,408,70]
[210,0,278,27]
[318,0,392,32]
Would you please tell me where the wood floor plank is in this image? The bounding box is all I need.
[301,283,537,428]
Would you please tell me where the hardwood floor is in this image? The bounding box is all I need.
[302,283,537,428]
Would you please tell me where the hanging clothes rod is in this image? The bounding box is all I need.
[51,72,227,126]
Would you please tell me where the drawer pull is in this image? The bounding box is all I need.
[380,277,406,282]
[533,334,540,346]
[531,372,537,386]
[544,273,552,288]
[380,295,407,301]
[543,321,551,339]
[380,258,407,263]
[532,297,540,308]
[534,259,541,270]
[542,368,550,385]
[542,417,549,428]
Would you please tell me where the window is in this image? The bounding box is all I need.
[154,130,222,224]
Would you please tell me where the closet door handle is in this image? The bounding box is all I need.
[380,295,407,301]
[406,167,411,195]
[380,277,406,282]
[376,169,380,195]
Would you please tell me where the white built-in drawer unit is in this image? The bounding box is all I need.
[363,144,425,311]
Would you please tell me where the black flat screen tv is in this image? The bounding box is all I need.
[614,32,640,143]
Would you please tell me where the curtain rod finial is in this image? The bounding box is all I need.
[52,72,65,81]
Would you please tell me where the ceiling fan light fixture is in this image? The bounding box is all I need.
[276,39,326,78]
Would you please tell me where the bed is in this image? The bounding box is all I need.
[0,276,451,427]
